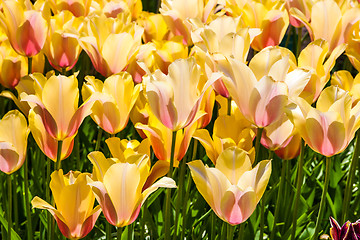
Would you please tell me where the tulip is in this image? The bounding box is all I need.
[0,110,29,174]
[274,133,302,160]
[20,72,98,141]
[43,11,84,72]
[96,0,143,19]
[225,0,289,51]
[160,0,218,45]
[135,114,196,167]
[193,108,254,164]
[188,147,271,225]
[290,0,360,52]
[346,21,360,72]
[48,0,92,17]
[329,217,360,240]
[86,151,176,227]
[138,12,170,43]
[0,0,49,57]
[298,39,345,103]
[79,13,143,77]
[215,56,289,127]
[331,71,360,105]
[81,73,140,135]
[0,40,27,89]
[285,0,312,27]
[32,170,102,239]
[129,88,150,138]
[287,86,360,156]
[144,57,213,131]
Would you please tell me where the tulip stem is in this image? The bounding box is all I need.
[296,27,303,57]
[291,140,305,240]
[46,158,51,240]
[117,227,122,240]
[312,156,332,240]
[28,57,32,75]
[227,97,232,116]
[211,212,216,240]
[95,128,103,151]
[173,149,187,240]
[270,159,286,239]
[7,174,12,240]
[259,197,265,240]
[165,131,177,240]
[55,141,63,170]
[237,223,244,240]
[255,128,263,164]
[341,131,360,223]
[24,155,33,240]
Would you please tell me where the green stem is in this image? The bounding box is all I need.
[28,57,32,75]
[296,27,303,57]
[221,222,227,240]
[55,141,63,170]
[291,140,305,240]
[127,224,133,240]
[312,157,332,240]
[211,212,216,240]
[46,158,51,240]
[173,151,186,240]
[341,131,360,222]
[165,131,177,240]
[106,223,112,240]
[140,208,145,240]
[7,174,12,240]
[227,223,234,239]
[237,224,244,240]
[227,97,232,116]
[259,197,265,240]
[13,173,18,232]
[24,155,33,240]
[270,160,286,239]
[75,135,81,170]
[95,128,103,151]
[255,128,263,164]
[117,227,122,240]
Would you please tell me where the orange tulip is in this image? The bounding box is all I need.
[0,110,29,174]
[136,114,196,167]
[32,170,101,239]
[20,72,98,141]
[0,0,49,57]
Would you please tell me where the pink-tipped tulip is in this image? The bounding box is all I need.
[0,0,49,57]
[287,86,360,156]
[32,170,102,239]
[0,110,29,174]
[87,151,176,227]
[82,73,140,135]
[329,217,360,240]
[20,72,98,141]
[144,57,212,131]
[188,147,271,225]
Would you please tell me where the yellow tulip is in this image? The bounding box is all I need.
[135,114,196,167]
[137,12,170,42]
[226,0,289,51]
[160,0,218,45]
[82,73,140,135]
[129,87,150,138]
[193,108,255,164]
[0,110,29,174]
[287,86,360,156]
[290,0,360,52]
[144,57,213,131]
[32,170,101,239]
[20,72,97,141]
[331,70,360,104]
[346,21,360,72]
[79,13,143,77]
[43,11,84,72]
[216,56,289,127]
[0,0,49,57]
[93,0,143,19]
[0,40,27,89]
[87,151,176,227]
[298,39,345,103]
[274,133,302,160]
[188,147,271,225]
[285,0,312,27]
[48,0,92,17]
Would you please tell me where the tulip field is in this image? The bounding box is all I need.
[1,0,360,239]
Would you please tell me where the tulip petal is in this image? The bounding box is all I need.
[0,142,19,174]
[141,176,177,205]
